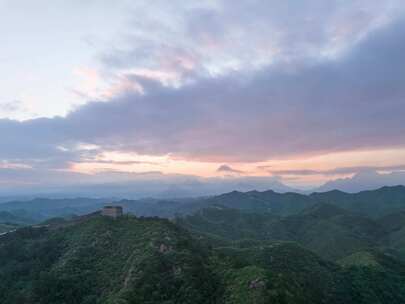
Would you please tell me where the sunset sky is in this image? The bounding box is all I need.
[1,0,405,192]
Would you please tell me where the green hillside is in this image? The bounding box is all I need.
[0,215,218,304]
[2,212,405,303]
[178,185,405,218]
[177,186,405,218]
[0,211,34,233]
[3,186,405,303]
[178,203,395,261]
[0,211,30,224]
[378,210,405,259]
[311,186,405,218]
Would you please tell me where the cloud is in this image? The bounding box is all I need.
[3,14,405,164]
[79,159,158,166]
[216,164,244,174]
[0,166,295,197]
[0,100,20,112]
[269,165,405,176]
[1,1,405,191]
[103,0,403,79]
[0,100,26,116]
[316,170,405,192]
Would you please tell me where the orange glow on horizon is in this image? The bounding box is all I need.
[69,147,405,187]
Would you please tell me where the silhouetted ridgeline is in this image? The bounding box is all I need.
[1,186,405,223]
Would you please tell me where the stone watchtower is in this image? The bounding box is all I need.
[102,205,123,218]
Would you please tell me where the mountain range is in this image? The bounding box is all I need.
[2,186,405,302]
[2,186,405,224]
[2,210,405,303]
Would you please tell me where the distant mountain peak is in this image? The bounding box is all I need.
[315,170,405,193]
[377,185,405,191]
[310,189,349,198]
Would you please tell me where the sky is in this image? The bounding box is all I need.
[1,0,405,193]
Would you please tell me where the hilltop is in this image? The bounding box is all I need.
[2,210,405,303]
[0,214,218,303]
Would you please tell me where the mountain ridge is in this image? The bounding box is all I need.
[2,185,405,223]
[3,211,405,303]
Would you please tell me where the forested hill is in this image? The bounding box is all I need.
[186,185,405,218]
[0,215,219,303]
[177,203,405,261]
[2,212,405,303]
[1,186,405,222]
